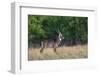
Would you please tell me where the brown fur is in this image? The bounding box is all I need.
[40,32,64,53]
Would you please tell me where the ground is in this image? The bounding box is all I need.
[28,45,88,60]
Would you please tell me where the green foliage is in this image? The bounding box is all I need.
[28,15,88,45]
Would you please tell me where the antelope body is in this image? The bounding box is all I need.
[40,31,64,53]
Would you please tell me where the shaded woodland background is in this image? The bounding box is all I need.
[28,15,88,48]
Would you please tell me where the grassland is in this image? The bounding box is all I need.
[28,45,88,60]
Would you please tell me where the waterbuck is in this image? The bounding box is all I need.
[40,31,64,53]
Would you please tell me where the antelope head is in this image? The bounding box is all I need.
[58,31,64,41]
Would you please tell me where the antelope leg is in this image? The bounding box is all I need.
[54,48,56,52]
[40,48,44,53]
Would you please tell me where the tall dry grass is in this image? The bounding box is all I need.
[28,45,88,60]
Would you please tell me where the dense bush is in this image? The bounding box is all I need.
[28,15,88,46]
